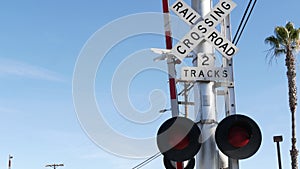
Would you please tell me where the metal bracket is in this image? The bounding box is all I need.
[151,48,181,64]
[159,108,171,113]
[215,81,234,88]
[178,101,195,105]
[197,119,219,125]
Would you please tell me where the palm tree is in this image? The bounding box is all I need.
[265,22,300,169]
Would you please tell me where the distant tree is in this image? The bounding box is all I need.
[265,21,300,169]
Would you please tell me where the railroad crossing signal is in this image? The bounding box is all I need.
[155,0,261,168]
[215,114,262,159]
[170,0,237,82]
[156,114,262,169]
[157,117,201,169]
[170,0,238,61]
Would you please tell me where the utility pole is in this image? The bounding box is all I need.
[45,163,64,169]
[274,136,283,169]
[8,155,13,169]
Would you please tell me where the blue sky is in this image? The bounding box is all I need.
[0,0,300,169]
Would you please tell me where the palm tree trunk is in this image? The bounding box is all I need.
[285,49,299,169]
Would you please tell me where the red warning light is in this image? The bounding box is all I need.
[168,132,190,150]
[157,116,201,162]
[216,114,262,159]
[228,126,250,148]
[168,127,191,150]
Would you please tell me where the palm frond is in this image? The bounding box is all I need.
[275,48,286,56]
[265,48,278,65]
[290,28,300,53]
[265,46,285,64]
[265,36,280,48]
[265,21,300,64]
[275,26,289,44]
[290,29,299,40]
[286,22,295,33]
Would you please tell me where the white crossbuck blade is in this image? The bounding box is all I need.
[170,0,238,61]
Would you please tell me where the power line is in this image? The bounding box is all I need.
[233,0,258,45]
[232,0,253,44]
[132,152,161,169]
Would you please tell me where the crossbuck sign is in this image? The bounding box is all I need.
[170,0,238,61]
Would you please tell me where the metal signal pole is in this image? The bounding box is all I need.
[191,0,238,168]
[191,0,218,169]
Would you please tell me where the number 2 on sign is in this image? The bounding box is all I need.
[202,55,209,66]
[198,54,213,67]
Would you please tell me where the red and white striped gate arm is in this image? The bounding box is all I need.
[162,1,181,169]
[162,0,180,118]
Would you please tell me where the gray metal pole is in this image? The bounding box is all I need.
[191,0,218,169]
